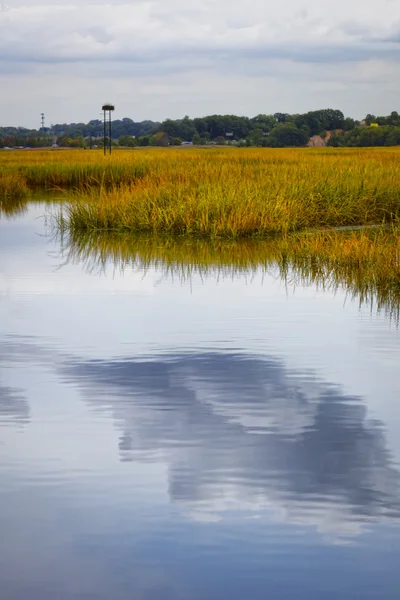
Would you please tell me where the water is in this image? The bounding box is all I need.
[1,202,400,599]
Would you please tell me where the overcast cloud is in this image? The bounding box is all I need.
[1,0,400,126]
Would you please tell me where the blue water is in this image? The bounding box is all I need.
[1,202,400,599]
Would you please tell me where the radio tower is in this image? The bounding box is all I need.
[41,113,45,130]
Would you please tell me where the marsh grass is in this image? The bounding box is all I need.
[0,172,29,198]
[58,226,400,322]
[4,146,400,241]
[48,147,400,237]
[0,149,151,193]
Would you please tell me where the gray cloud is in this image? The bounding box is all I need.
[1,3,400,67]
[1,0,400,124]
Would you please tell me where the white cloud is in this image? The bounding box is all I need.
[2,0,400,63]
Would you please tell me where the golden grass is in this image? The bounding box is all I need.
[4,147,400,237]
[0,172,29,198]
[0,149,149,192]
[48,146,400,237]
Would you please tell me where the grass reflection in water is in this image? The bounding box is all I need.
[58,226,400,323]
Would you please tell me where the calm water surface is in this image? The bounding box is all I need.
[1,202,400,599]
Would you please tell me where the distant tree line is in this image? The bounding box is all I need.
[2,110,400,149]
[327,112,400,147]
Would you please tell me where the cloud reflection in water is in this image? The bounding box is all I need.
[0,381,29,425]
[63,351,400,536]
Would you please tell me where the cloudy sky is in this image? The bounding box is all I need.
[1,0,400,126]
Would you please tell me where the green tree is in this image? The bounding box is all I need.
[268,123,309,147]
[160,119,181,138]
[343,118,356,131]
[251,114,276,132]
[118,135,136,147]
[178,116,197,141]
[150,131,169,147]
[274,112,291,123]
[248,127,264,146]
[385,127,400,145]
[365,114,377,126]
[388,111,400,126]
[137,136,150,146]
[193,118,208,135]
[192,133,202,145]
